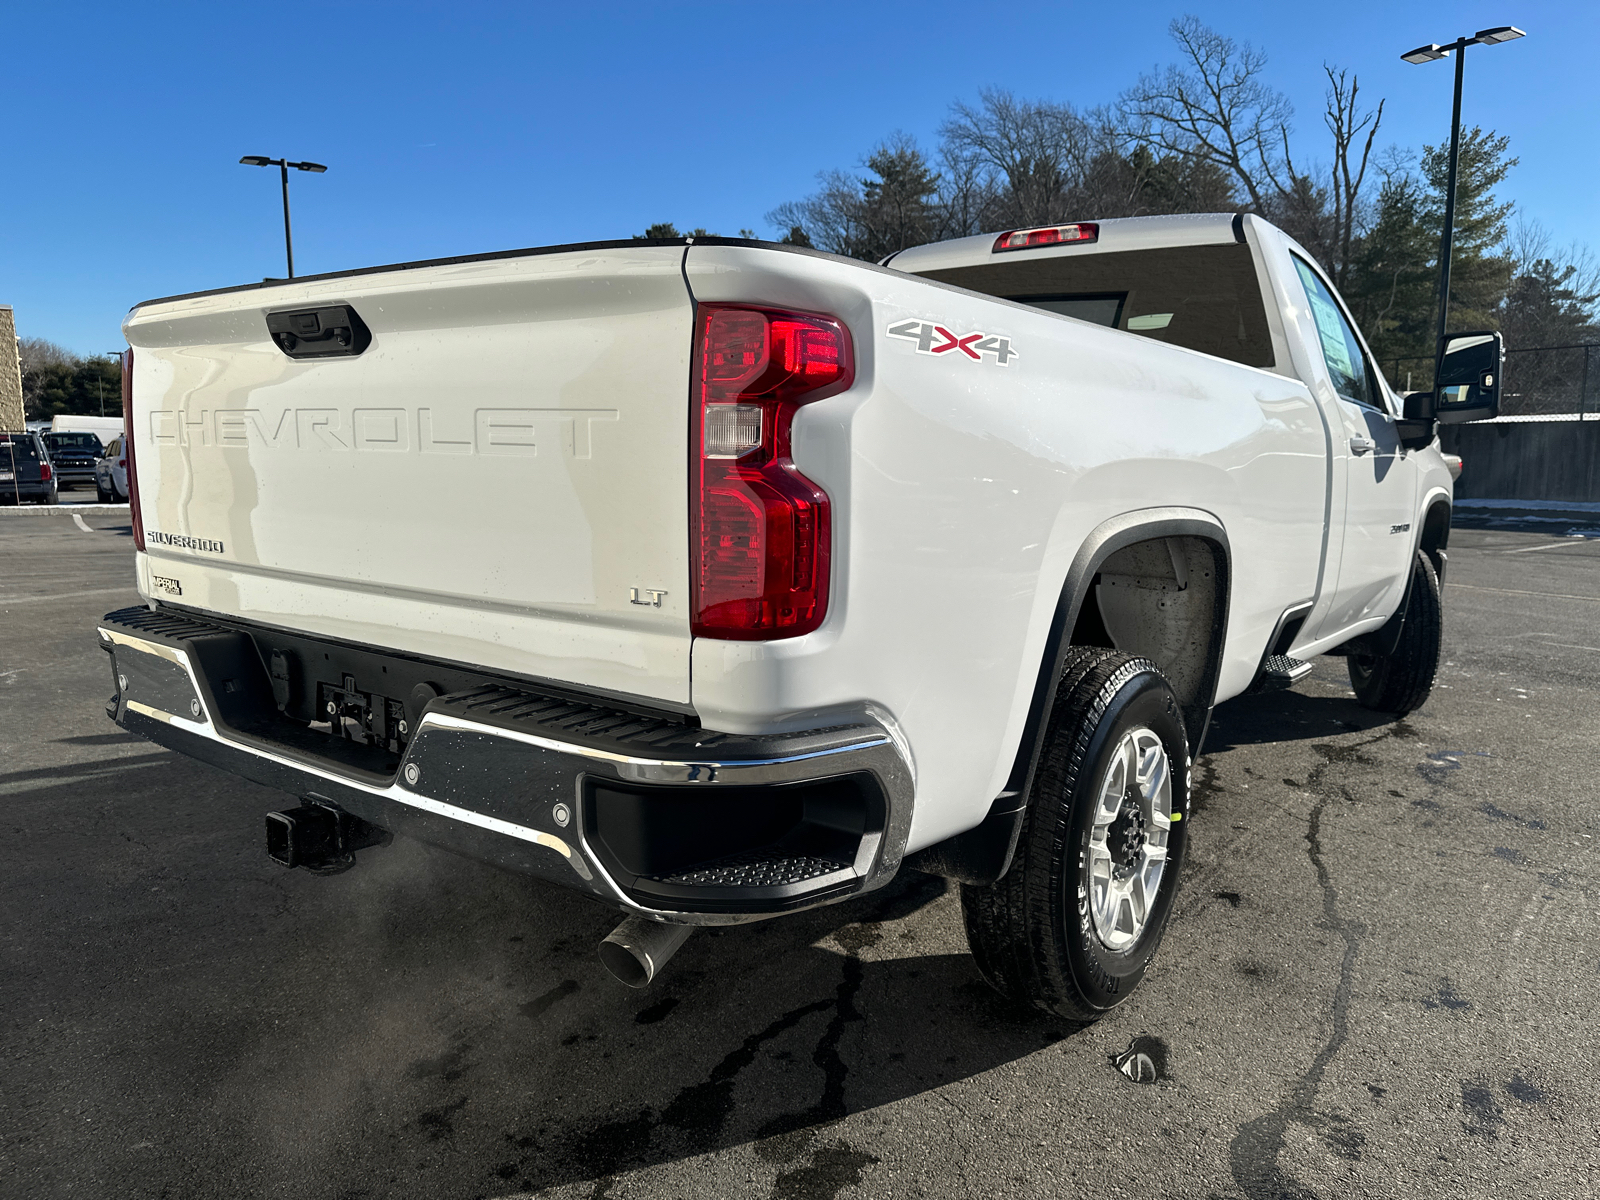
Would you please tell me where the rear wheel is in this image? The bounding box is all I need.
[1348,549,1442,714]
[962,648,1190,1023]
[96,479,112,502]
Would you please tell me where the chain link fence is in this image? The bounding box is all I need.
[1383,342,1598,418]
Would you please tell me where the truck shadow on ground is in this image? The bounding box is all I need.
[1204,684,1404,752]
[485,871,1080,1195]
[20,752,1075,1200]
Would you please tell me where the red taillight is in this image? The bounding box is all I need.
[691,306,852,639]
[40,462,52,484]
[992,222,1099,252]
[122,348,144,548]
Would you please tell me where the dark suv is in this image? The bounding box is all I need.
[1,432,59,505]
[41,431,105,489]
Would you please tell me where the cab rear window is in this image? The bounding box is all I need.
[912,242,1275,369]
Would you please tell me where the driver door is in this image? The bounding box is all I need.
[1292,257,1418,642]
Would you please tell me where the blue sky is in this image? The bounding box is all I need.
[6,1,1593,354]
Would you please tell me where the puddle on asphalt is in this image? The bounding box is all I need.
[1112,1036,1169,1084]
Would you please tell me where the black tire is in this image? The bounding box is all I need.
[961,647,1191,1023]
[96,480,112,502]
[1348,549,1442,715]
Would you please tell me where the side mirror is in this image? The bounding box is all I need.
[1395,390,1437,452]
[1435,331,1503,424]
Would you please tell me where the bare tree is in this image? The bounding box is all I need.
[930,144,998,240]
[768,171,873,258]
[1121,16,1293,210]
[18,337,78,375]
[939,89,1091,226]
[1322,67,1384,287]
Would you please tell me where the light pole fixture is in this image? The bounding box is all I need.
[239,156,328,278]
[1401,26,1525,374]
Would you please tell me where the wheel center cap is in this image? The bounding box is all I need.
[1108,786,1147,874]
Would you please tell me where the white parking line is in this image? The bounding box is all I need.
[1448,583,1600,603]
[72,513,93,533]
[1520,635,1600,653]
[1496,540,1600,554]
[2,586,140,606]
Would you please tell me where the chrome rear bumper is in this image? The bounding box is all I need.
[99,606,913,924]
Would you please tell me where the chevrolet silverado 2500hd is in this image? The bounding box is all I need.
[99,214,1502,1019]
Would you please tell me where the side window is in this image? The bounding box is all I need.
[1292,257,1378,409]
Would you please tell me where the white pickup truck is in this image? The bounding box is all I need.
[100,213,1501,1021]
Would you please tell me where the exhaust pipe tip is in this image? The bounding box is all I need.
[599,916,694,988]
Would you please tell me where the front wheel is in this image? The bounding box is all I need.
[1348,549,1442,714]
[962,647,1190,1023]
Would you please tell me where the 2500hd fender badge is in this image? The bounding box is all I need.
[888,319,1018,365]
[146,530,226,555]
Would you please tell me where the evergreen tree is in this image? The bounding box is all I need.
[768,134,942,261]
[20,351,122,421]
[1496,254,1600,413]
[1500,257,1599,350]
[856,137,942,259]
[1347,128,1517,387]
[1421,126,1516,334]
[632,223,714,239]
[1347,172,1439,381]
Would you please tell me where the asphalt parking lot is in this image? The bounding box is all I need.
[2,513,1597,1200]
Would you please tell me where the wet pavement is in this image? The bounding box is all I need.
[2,512,1597,1199]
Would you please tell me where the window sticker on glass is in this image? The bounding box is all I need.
[1306,291,1356,379]
[1126,313,1174,331]
[1292,257,1374,406]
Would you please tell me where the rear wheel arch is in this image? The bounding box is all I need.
[1010,508,1231,794]
[907,509,1230,887]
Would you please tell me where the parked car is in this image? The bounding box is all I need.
[51,414,127,443]
[1,431,59,505]
[41,431,105,489]
[95,435,129,502]
[99,214,1501,1021]
[1442,452,1464,481]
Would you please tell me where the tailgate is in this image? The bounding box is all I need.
[122,245,694,706]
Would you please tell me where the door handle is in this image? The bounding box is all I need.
[1349,436,1376,455]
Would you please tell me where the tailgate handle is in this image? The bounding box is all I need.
[266,305,372,359]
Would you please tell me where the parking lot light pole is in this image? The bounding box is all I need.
[238,156,328,278]
[1401,27,1525,372]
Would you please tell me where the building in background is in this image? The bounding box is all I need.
[0,306,24,432]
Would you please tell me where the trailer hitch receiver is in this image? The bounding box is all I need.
[266,800,387,869]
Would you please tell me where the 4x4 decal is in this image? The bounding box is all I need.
[887,319,1018,365]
